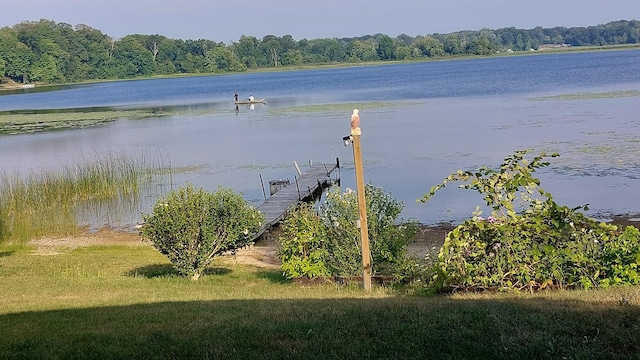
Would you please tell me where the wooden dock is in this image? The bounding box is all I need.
[253,160,340,240]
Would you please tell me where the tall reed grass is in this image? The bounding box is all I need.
[0,151,172,244]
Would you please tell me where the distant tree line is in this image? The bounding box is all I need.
[1,19,639,84]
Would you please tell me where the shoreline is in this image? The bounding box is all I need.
[24,214,640,266]
[2,44,638,93]
[411,213,640,251]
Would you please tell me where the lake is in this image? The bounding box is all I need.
[1,49,640,228]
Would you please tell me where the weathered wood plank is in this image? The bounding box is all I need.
[252,161,339,240]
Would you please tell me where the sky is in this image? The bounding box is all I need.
[2,0,639,43]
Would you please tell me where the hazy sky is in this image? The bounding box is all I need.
[3,0,639,43]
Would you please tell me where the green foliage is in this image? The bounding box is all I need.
[277,184,417,279]
[140,184,263,280]
[2,19,639,84]
[422,150,640,291]
[421,149,560,219]
[601,226,640,287]
[277,203,330,279]
[204,46,246,73]
[437,210,626,290]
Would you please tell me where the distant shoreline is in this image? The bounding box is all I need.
[2,43,638,92]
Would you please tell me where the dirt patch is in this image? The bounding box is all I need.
[225,234,281,269]
[28,227,282,268]
[30,228,145,255]
[604,215,640,230]
[26,216,640,266]
[407,223,456,258]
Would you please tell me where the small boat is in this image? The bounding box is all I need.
[235,98,266,105]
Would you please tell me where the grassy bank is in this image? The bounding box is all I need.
[0,242,638,359]
[0,152,171,244]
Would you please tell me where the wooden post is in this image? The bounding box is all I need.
[350,109,372,290]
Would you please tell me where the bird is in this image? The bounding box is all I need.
[350,109,360,134]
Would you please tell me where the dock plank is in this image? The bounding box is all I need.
[253,162,339,240]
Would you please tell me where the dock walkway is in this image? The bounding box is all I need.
[253,161,339,240]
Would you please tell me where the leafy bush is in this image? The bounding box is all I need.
[140,184,263,280]
[436,208,626,290]
[277,203,330,279]
[277,184,417,279]
[601,226,640,287]
[321,185,418,276]
[422,150,640,291]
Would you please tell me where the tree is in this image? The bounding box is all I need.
[632,21,640,44]
[0,29,34,82]
[376,34,394,60]
[140,184,263,280]
[346,39,377,62]
[233,35,261,68]
[466,35,497,55]
[178,52,205,73]
[308,38,346,63]
[280,49,303,66]
[111,36,154,77]
[204,46,246,72]
[29,38,68,82]
[259,37,282,67]
[414,36,445,57]
[443,33,462,55]
[394,45,412,60]
[1,19,638,85]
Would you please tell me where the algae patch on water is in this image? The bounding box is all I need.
[0,110,169,134]
[531,89,640,101]
[269,101,417,117]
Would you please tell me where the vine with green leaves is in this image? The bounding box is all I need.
[421,150,640,291]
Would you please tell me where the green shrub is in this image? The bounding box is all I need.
[437,207,625,290]
[140,184,263,280]
[601,225,640,287]
[277,184,417,279]
[277,203,330,279]
[422,150,640,291]
[321,185,418,276]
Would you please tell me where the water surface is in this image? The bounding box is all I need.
[1,50,639,227]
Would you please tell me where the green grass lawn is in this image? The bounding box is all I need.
[1,243,639,360]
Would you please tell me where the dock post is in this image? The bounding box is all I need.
[349,109,372,291]
[293,161,302,176]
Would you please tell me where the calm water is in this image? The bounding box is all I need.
[1,49,640,227]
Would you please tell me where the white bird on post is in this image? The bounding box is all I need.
[350,109,361,135]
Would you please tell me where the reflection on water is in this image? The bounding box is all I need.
[0,83,81,96]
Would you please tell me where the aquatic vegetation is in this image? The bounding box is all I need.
[269,101,417,116]
[0,152,172,244]
[531,89,640,101]
[0,110,171,134]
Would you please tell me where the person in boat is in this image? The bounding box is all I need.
[248,95,254,102]
[234,92,239,102]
